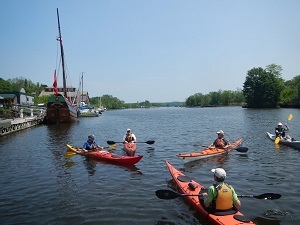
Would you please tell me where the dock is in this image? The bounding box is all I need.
[0,108,45,136]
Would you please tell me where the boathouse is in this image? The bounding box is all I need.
[0,88,34,107]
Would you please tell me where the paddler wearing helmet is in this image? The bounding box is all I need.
[212,130,230,148]
[83,134,102,152]
[275,122,289,138]
[123,128,137,143]
[203,168,241,211]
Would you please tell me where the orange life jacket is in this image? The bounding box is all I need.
[214,183,233,210]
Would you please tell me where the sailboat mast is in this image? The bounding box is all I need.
[56,8,67,98]
[81,72,84,105]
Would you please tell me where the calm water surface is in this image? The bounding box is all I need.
[0,107,299,225]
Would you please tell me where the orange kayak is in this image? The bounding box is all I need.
[123,142,137,156]
[165,161,255,225]
[66,144,142,165]
[177,138,243,163]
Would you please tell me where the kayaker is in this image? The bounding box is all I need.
[275,122,289,139]
[203,168,241,211]
[83,134,103,152]
[123,128,136,143]
[212,130,230,148]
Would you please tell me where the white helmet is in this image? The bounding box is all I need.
[278,122,283,126]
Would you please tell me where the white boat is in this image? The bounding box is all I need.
[266,132,300,149]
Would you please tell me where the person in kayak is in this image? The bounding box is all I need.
[83,134,102,152]
[203,168,241,211]
[123,128,136,143]
[212,130,230,148]
[275,122,289,139]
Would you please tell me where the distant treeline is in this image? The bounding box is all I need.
[2,63,300,109]
[185,89,244,107]
[186,64,300,108]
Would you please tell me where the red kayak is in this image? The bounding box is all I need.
[123,142,137,156]
[66,144,143,165]
[165,161,255,225]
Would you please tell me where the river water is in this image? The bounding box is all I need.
[0,107,299,225]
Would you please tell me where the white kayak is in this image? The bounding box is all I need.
[266,132,300,149]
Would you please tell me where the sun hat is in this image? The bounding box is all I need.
[216,130,224,135]
[88,134,95,139]
[278,122,283,126]
[211,168,226,178]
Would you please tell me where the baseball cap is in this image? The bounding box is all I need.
[211,168,226,178]
[216,130,224,135]
[127,128,131,131]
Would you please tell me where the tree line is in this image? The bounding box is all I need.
[185,63,300,108]
[2,63,300,109]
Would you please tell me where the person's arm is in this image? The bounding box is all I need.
[204,186,215,207]
[132,134,136,142]
[231,187,241,208]
[285,124,289,131]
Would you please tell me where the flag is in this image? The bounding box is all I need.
[53,69,58,95]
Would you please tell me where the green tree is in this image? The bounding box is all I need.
[0,78,12,91]
[243,67,282,108]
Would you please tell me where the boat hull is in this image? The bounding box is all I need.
[177,138,243,162]
[266,132,300,149]
[123,142,137,156]
[45,94,78,123]
[165,161,255,225]
[66,144,143,165]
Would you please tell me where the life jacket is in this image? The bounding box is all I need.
[214,183,233,210]
[125,134,134,142]
[275,127,285,137]
[213,138,226,148]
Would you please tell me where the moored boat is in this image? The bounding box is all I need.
[123,142,137,156]
[177,138,243,163]
[44,9,79,124]
[66,144,143,165]
[266,132,300,149]
[165,161,255,225]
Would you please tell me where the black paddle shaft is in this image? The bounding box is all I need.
[155,190,281,200]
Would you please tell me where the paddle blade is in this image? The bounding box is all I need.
[146,140,155,145]
[155,190,181,199]
[235,147,248,153]
[275,137,280,144]
[255,193,281,200]
[288,114,293,121]
[64,151,77,157]
[108,144,117,149]
[107,141,116,145]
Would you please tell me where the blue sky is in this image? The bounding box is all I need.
[1,1,300,103]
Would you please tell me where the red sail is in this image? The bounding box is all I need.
[53,69,58,95]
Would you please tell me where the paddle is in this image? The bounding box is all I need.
[201,146,248,153]
[107,140,155,145]
[64,146,115,157]
[275,114,293,144]
[275,136,281,144]
[155,189,281,200]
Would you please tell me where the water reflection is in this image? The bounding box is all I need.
[253,216,281,225]
[183,153,230,170]
[155,220,176,225]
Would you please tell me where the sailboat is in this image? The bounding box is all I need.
[78,73,99,117]
[44,8,79,123]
